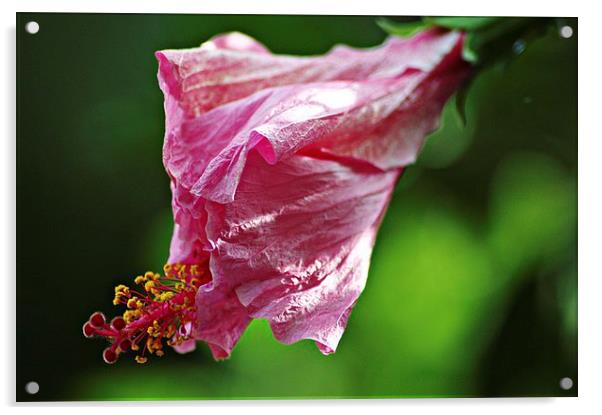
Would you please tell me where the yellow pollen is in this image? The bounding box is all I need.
[156,292,174,302]
[135,356,147,364]
[114,284,130,294]
[123,309,141,323]
[146,337,155,352]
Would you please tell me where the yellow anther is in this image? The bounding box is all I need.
[166,324,176,338]
[144,281,155,292]
[135,356,147,364]
[126,297,139,309]
[163,264,172,274]
[123,309,140,323]
[146,337,154,352]
[156,292,174,302]
[114,284,130,294]
[134,276,145,285]
[131,343,140,351]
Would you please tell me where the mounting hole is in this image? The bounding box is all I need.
[25,381,39,395]
[25,21,40,34]
[560,377,573,390]
[559,25,573,39]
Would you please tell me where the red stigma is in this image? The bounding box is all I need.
[111,316,126,331]
[82,322,95,338]
[89,312,106,328]
[103,347,118,364]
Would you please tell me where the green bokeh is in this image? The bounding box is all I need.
[16,14,577,400]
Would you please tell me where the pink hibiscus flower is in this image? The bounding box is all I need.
[83,28,470,363]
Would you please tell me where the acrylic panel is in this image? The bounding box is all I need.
[16,13,577,401]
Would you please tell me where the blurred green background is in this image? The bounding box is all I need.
[16,14,577,400]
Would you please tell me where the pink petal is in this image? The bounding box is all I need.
[156,29,461,115]
[172,322,197,354]
[199,152,399,356]
[173,339,197,354]
[189,61,466,204]
[193,285,251,359]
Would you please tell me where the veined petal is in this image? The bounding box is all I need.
[189,57,467,203]
[194,152,399,357]
[193,286,251,359]
[161,30,468,206]
[156,28,461,116]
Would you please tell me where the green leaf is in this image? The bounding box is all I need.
[424,16,501,31]
[377,18,427,38]
[462,32,479,63]
[454,79,472,126]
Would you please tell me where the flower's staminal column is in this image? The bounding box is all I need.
[83,261,210,363]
